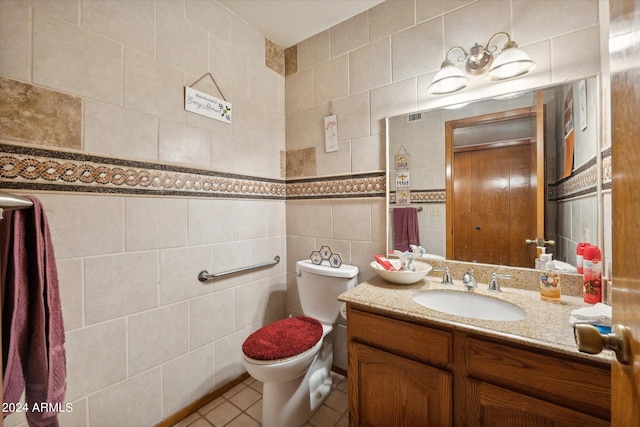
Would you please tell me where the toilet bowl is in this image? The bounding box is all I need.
[241,260,358,427]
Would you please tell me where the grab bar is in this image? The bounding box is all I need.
[198,255,280,282]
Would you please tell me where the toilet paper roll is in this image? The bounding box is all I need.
[339,302,347,320]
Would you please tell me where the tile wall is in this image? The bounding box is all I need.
[1,0,286,425]
[284,0,612,285]
[0,0,613,425]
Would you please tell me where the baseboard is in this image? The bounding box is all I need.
[155,372,251,427]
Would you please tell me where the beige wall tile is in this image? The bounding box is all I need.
[82,0,155,56]
[234,278,271,329]
[332,200,372,241]
[352,134,385,172]
[208,35,249,99]
[248,65,281,110]
[22,0,79,23]
[316,141,351,176]
[349,37,391,95]
[513,0,599,46]
[369,0,415,43]
[285,67,314,114]
[331,11,369,58]
[159,246,211,305]
[331,92,370,141]
[233,200,268,240]
[128,303,189,374]
[33,11,122,105]
[314,54,349,106]
[416,0,473,23]
[370,77,417,135]
[298,29,330,71]
[251,237,286,280]
[186,0,231,42]
[157,4,209,75]
[230,15,265,65]
[286,103,330,151]
[125,197,187,251]
[188,198,235,244]
[89,369,162,426]
[56,259,83,331]
[0,0,30,80]
[37,194,124,258]
[299,201,332,237]
[162,344,215,416]
[84,100,158,160]
[444,1,510,49]
[190,290,235,349]
[85,252,159,324]
[551,26,601,83]
[159,120,212,167]
[124,49,186,122]
[65,320,127,401]
[392,19,443,82]
[57,398,88,427]
[214,328,250,385]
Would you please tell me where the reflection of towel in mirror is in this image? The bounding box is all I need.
[1,196,67,426]
[393,207,420,252]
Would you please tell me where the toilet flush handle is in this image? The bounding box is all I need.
[296,271,302,277]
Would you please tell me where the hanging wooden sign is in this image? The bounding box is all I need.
[395,171,411,188]
[395,146,410,169]
[396,190,411,205]
[184,86,232,124]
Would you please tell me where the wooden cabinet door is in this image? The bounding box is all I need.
[348,342,452,427]
[467,379,610,427]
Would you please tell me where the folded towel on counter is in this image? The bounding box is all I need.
[569,302,612,327]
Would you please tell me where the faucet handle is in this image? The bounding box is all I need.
[488,273,511,293]
[462,268,477,289]
[434,267,453,285]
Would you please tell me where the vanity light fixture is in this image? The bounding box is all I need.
[428,32,536,95]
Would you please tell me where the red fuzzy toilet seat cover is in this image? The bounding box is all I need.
[242,316,323,360]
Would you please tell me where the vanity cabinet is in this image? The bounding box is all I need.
[346,305,611,427]
[347,307,453,426]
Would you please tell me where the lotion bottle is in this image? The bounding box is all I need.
[539,254,561,302]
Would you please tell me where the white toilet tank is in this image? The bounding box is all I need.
[296,260,358,324]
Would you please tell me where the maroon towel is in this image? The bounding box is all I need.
[1,196,66,426]
[393,207,420,252]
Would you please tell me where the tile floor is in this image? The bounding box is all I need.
[172,372,349,427]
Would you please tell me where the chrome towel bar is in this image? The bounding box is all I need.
[198,255,280,282]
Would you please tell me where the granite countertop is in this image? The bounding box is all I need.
[339,273,613,365]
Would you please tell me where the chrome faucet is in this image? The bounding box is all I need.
[462,269,477,290]
[434,267,453,285]
[488,273,511,293]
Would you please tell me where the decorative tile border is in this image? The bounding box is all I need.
[0,144,609,202]
[0,144,385,200]
[389,190,446,204]
[286,173,385,199]
[0,143,287,199]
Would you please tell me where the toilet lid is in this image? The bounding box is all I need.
[242,316,323,361]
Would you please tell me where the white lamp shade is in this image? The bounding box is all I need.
[486,46,536,80]
[428,62,469,94]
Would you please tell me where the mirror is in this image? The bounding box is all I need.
[386,77,600,270]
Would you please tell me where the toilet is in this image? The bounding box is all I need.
[241,259,359,427]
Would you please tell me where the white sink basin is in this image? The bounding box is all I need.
[412,290,526,321]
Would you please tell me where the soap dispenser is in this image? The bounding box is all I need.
[539,253,561,302]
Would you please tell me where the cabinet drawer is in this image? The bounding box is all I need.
[465,337,611,421]
[347,306,452,367]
